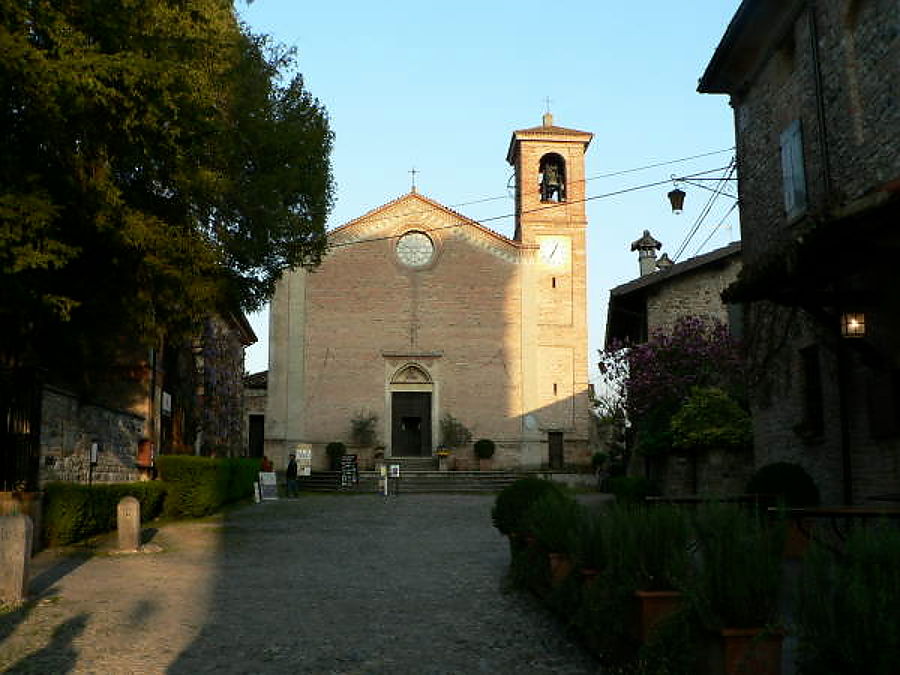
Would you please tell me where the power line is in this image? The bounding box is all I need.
[671,160,736,261]
[692,200,739,256]
[327,165,733,250]
[446,146,735,209]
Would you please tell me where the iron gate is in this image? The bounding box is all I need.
[0,367,43,492]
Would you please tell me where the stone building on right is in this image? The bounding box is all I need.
[698,0,900,504]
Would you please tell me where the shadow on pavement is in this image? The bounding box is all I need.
[4,613,88,674]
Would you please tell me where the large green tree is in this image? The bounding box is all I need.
[0,0,333,381]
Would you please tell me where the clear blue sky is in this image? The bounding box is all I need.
[238,0,743,387]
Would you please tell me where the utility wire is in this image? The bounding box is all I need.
[692,200,739,257]
[327,165,733,250]
[448,146,735,209]
[671,160,736,261]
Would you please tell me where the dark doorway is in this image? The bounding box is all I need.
[391,392,432,456]
[548,431,564,469]
[248,414,264,458]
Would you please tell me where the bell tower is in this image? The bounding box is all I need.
[506,112,593,243]
[507,114,593,468]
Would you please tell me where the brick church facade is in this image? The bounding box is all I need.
[265,115,593,470]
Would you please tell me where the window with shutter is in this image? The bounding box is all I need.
[780,120,807,219]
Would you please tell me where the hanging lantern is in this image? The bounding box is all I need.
[668,187,686,214]
[841,312,866,338]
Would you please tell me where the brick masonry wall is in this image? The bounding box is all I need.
[40,386,143,485]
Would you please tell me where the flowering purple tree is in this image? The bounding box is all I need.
[599,316,746,456]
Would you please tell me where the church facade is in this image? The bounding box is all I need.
[265,115,593,471]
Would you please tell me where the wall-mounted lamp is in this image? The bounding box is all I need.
[841,312,866,338]
[668,187,686,214]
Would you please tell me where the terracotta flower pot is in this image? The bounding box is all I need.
[633,589,683,642]
[709,627,783,675]
[578,567,600,586]
[547,552,574,585]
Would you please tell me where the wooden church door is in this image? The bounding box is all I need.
[391,392,432,456]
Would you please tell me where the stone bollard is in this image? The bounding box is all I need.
[117,496,141,552]
[0,514,33,606]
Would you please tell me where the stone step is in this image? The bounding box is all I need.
[295,470,525,493]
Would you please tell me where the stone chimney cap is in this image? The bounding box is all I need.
[631,229,662,251]
[656,253,674,269]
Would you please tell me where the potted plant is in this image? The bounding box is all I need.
[746,461,820,558]
[436,444,451,472]
[492,477,565,553]
[796,526,900,674]
[439,413,471,466]
[473,438,496,470]
[628,505,692,642]
[573,511,607,585]
[325,441,346,471]
[522,491,584,586]
[690,503,785,675]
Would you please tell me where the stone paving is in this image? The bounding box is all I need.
[0,494,603,673]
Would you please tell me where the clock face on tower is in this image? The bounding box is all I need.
[396,231,435,268]
[539,236,569,267]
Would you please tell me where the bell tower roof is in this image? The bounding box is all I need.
[506,115,593,164]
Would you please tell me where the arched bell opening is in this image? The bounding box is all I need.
[539,153,567,202]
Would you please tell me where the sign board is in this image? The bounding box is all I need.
[340,454,359,487]
[294,444,313,477]
[258,471,278,501]
[389,464,401,478]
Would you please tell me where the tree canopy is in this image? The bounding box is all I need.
[0,0,333,378]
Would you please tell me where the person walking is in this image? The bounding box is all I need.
[286,453,299,497]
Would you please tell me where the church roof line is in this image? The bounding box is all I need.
[328,191,520,249]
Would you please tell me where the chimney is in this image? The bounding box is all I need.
[542,112,554,127]
[656,253,674,271]
[630,230,662,276]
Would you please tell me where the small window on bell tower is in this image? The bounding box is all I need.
[539,153,566,202]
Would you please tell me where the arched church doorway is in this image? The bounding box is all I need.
[389,364,434,457]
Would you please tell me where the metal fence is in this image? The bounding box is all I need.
[0,367,43,492]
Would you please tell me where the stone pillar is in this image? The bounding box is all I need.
[117,496,141,552]
[1,515,33,606]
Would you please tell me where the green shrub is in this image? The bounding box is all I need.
[605,475,659,504]
[157,455,260,518]
[671,386,752,453]
[439,413,472,448]
[491,477,565,535]
[689,503,783,629]
[522,491,584,554]
[573,512,608,571]
[473,438,496,460]
[631,505,692,591]
[797,526,900,674]
[746,461,820,506]
[43,481,168,546]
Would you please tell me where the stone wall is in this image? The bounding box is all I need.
[720,0,900,504]
[732,0,900,265]
[645,256,741,335]
[40,386,143,485]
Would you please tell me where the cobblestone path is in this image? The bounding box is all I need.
[1,494,602,673]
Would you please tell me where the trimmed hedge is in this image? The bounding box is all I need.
[474,438,496,460]
[605,475,660,504]
[746,461,820,507]
[43,481,168,546]
[157,455,260,518]
[491,477,566,535]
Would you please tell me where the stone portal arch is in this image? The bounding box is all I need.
[388,363,435,457]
